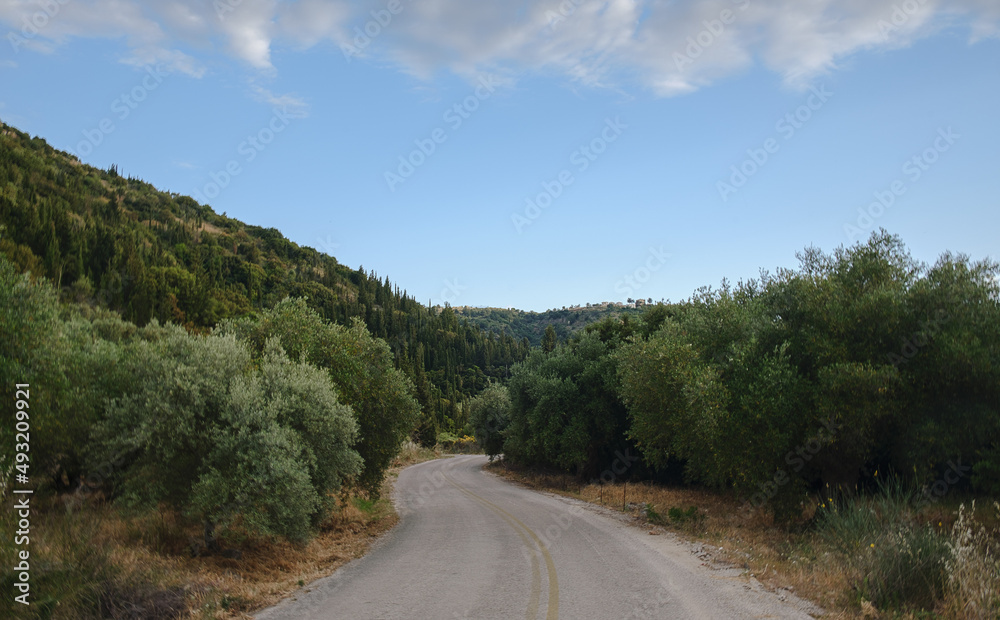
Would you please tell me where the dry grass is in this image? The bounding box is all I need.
[18,446,441,620]
[487,461,999,619]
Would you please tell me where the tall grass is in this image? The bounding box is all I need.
[0,501,184,620]
[817,480,950,610]
[818,480,1000,616]
[941,502,1000,619]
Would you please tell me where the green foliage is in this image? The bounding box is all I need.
[541,325,557,353]
[0,120,530,442]
[644,503,666,526]
[88,324,360,543]
[469,383,510,460]
[613,232,1000,520]
[454,304,642,347]
[217,298,418,497]
[615,320,728,477]
[504,331,632,478]
[971,447,1000,496]
[667,506,703,525]
[818,482,951,611]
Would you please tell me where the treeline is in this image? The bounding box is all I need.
[473,233,1000,520]
[454,304,642,346]
[0,121,530,439]
[2,256,415,546]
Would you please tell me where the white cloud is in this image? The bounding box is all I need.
[0,0,996,95]
[249,83,310,118]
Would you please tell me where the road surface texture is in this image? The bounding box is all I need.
[256,455,822,620]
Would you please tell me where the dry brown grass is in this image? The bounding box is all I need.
[26,447,441,620]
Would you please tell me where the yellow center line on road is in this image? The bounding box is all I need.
[443,472,559,620]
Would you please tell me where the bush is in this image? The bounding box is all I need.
[90,327,361,544]
[468,383,510,460]
[818,482,951,611]
[218,298,420,497]
[504,332,631,478]
[615,232,1000,522]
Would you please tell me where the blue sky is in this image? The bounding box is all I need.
[1,0,997,311]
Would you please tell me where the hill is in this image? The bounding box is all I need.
[451,304,644,346]
[0,120,529,440]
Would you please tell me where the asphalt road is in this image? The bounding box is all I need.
[255,455,820,620]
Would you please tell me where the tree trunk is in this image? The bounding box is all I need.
[204,518,218,551]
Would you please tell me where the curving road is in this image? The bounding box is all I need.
[255,455,819,620]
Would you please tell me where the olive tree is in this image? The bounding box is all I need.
[218,298,420,497]
[90,328,361,544]
[468,383,510,460]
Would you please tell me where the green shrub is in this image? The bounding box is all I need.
[90,327,361,545]
[644,503,666,526]
[468,383,510,460]
[218,298,420,497]
[667,506,703,525]
[818,483,951,611]
[503,332,631,478]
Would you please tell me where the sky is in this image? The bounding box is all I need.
[0,0,997,312]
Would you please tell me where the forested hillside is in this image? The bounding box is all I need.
[453,304,642,346]
[0,120,529,440]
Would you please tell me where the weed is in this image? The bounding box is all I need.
[818,481,951,612]
[644,503,666,526]
[352,497,377,514]
[940,502,1000,618]
[667,506,703,526]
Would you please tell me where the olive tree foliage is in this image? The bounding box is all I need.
[0,256,63,476]
[89,326,361,543]
[217,297,421,497]
[0,256,136,484]
[503,331,631,478]
[616,232,1000,520]
[0,254,59,388]
[616,294,809,515]
[468,383,510,460]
